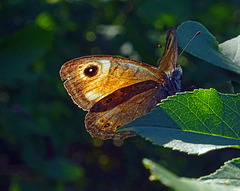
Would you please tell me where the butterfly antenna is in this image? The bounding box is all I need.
[157,44,164,51]
[178,31,201,59]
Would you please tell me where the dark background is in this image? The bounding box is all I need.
[1,0,240,190]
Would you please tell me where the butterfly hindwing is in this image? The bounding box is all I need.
[85,80,164,140]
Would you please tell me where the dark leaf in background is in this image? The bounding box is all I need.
[0,24,53,87]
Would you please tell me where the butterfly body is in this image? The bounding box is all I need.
[60,28,182,140]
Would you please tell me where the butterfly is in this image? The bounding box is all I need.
[60,27,182,140]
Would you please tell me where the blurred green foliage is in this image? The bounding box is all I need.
[0,0,240,190]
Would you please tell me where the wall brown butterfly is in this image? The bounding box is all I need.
[60,27,182,140]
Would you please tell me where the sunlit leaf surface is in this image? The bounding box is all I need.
[119,89,240,154]
[143,158,240,191]
[200,157,240,186]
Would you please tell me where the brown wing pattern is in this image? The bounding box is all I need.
[158,27,178,75]
[60,56,165,110]
[85,81,162,140]
[158,27,182,94]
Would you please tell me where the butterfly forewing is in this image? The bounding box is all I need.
[60,56,165,110]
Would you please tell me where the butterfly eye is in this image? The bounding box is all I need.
[84,65,98,77]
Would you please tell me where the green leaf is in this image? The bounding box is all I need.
[161,89,240,138]
[219,35,240,67]
[177,21,240,74]
[119,89,240,154]
[143,158,240,191]
[200,158,240,186]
